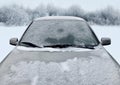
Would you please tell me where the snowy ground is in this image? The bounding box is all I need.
[0,26,26,62]
[92,25,120,64]
[0,25,120,64]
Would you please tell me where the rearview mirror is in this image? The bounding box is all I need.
[101,37,111,46]
[10,38,18,46]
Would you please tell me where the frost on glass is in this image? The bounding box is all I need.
[0,55,120,85]
[21,20,98,46]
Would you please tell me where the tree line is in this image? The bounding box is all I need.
[0,4,120,26]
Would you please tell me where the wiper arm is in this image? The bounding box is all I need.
[20,42,41,48]
[78,45,95,49]
[43,44,95,49]
[43,44,73,48]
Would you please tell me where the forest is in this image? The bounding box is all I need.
[0,4,120,26]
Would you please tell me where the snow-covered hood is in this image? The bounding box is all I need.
[0,46,120,85]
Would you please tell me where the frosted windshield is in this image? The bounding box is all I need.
[20,20,98,47]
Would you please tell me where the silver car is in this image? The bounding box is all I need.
[0,16,120,85]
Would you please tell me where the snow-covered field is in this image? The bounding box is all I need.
[0,25,120,64]
[0,26,26,62]
[92,25,120,64]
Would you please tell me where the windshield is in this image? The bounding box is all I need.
[19,20,99,47]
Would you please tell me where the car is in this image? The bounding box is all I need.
[0,16,120,85]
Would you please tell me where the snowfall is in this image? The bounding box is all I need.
[0,25,120,64]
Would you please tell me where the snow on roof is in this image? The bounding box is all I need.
[34,16,85,21]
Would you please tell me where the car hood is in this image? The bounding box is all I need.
[0,45,120,85]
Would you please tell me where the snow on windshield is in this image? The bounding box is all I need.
[0,55,120,85]
[21,20,98,46]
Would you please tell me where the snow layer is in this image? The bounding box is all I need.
[17,46,91,52]
[35,16,85,21]
[0,54,120,85]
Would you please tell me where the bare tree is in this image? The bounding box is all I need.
[33,4,46,19]
[0,5,29,26]
[46,4,58,16]
[65,5,85,17]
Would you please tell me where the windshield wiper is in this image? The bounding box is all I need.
[79,45,95,49]
[43,44,95,49]
[20,42,41,48]
[44,44,74,48]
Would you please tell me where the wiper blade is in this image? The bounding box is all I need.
[43,44,95,49]
[20,42,41,48]
[43,44,73,48]
[78,45,95,49]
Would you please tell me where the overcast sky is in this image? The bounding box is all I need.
[0,0,120,11]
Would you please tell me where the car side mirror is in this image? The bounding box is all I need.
[101,37,111,46]
[10,38,18,46]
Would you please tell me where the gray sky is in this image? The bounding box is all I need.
[0,0,120,11]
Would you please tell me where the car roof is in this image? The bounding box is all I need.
[34,16,85,21]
